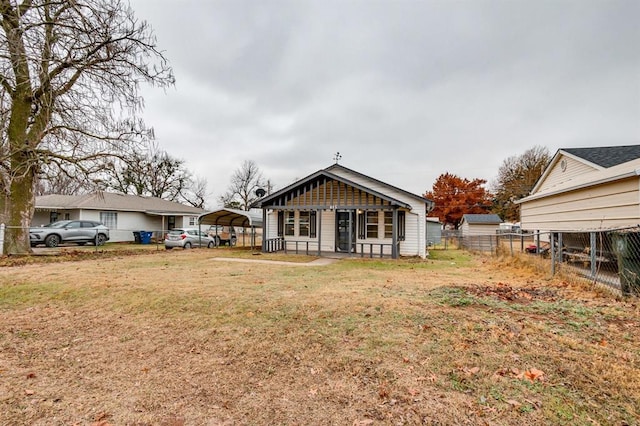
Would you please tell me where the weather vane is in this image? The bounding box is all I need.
[333,152,342,164]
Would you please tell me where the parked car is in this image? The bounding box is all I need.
[164,228,215,249]
[30,220,110,247]
[207,225,237,246]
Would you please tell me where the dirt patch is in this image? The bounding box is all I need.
[466,282,560,303]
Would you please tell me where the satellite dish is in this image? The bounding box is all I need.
[255,188,266,197]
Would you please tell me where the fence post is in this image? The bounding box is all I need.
[551,232,556,276]
[590,232,597,278]
[0,223,4,255]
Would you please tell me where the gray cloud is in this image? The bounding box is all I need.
[131,0,640,203]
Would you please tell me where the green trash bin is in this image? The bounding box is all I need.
[611,232,640,296]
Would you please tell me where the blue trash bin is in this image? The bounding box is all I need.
[140,231,152,244]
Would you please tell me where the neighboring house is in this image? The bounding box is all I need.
[426,217,442,246]
[254,164,434,258]
[459,214,503,236]
[517,145,640,232]
[459,214,503,253]
[33,192,205,242]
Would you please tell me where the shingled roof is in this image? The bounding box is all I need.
[36,192,204,215]
[563,145,640,168]
[461,214,502,224]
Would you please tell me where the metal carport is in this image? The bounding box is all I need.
[198,208,263,248]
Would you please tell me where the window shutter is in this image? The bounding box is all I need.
[398,211,406,241]
[358,211,366,239]
[277,211,284,236]
[310,211,317,238]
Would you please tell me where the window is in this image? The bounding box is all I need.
[188,216,198,226]
[100,212,117,229]
[49,212,58,223]
[299,211,310,237]
[384,211,393,238]
[366,211,378,238]
[358,211,365,239]
[284,211,295,236]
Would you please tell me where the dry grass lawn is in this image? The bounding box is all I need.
[0,247,638,425]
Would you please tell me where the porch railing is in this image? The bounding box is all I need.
[263,237,285,253]
[358,242,396,258]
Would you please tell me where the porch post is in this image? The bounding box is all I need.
[261,208,267,253]
[348,211,353,256]
[317,208,322,256]
[392,208,398,259]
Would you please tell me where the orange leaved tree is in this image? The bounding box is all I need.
[425,173,494,228]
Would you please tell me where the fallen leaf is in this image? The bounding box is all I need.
[523,368,544,382]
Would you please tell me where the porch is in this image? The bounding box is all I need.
[263,236,399,258]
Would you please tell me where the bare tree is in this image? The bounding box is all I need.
[0,0,173,253]
[183,176,209,209]
[102,143,209,208]
[491,146,551,222]
[35,169,96,196]
[104,144,189,199]
[220,160,265,210]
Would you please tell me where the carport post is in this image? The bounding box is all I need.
[0,223,4,255]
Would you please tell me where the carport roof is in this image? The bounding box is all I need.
[199,208,263,228]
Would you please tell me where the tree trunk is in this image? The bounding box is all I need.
[3,169,35,254]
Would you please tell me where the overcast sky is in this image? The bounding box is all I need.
[129,0,639,206]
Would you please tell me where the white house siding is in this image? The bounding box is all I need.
[320,210,336,252]
[461,222,500,236]
[77,210,160,242]
[265,211,278,240]
[537,155,599,193]
[520,177,640,231]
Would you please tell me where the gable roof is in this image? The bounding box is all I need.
[530,144,640,195]
[563,145,640,168]
[518,156,640,203]
[36,192,204,215]
[255,165,431,210]
[461,214,502,225]
[325,164,433,206]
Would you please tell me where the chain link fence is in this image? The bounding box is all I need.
[0,224,262,254]
[433,227,640,297]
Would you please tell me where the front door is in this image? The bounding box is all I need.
[336,210,355,252]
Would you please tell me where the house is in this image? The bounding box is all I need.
[517,145,640,232]
[459,214,503,236]
[33,192,205,242]
[254,164,434,258]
